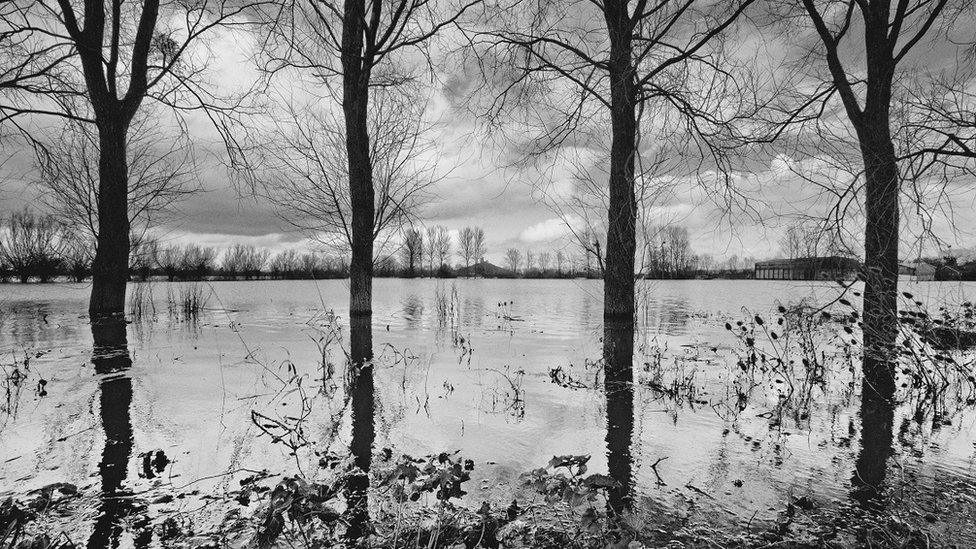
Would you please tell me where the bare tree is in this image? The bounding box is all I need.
[771,0,976,399]
[471,226,486,264]
[150,241,216,281]
[468,0,756,375]
[698,254,714,272]
[253,90,436,261]
[0,208,66,282]
[129,234,158,281]
[156,245,182,281]
[221,244,269,279]
[458,226,475,268]
[435,226,452,271]
[179,244,216,279]
[643,224,697,277]
[505,247,521,274]
[259,0,479,353]
[269,250,301,278]
[727,255,740,272]
[299,252,321,276]
[457,225,488,269]
[401,227,424,277]
[778,221,828,260]
[0,0,267,315]
[779,224,804,260]
[62,231,94,282]
[555,250,566,275]
[538,251,551,273]
[662,225,692,278]
[34,113,196,249]
[425,225,438,275]
[578,227,605,277]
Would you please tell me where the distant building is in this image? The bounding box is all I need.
[754,256,860,281]
[900,261,937,281]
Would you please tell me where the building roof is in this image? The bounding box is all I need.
[755,256,860,269]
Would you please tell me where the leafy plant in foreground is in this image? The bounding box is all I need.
[520,455,619,508]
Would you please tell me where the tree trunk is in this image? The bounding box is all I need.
[603,0,638,364]
[603,320,634,514]
[89,120,131,318]
[602,4,637,509]
[857,121,899,401]
[345,314,374,540]
[342,0,375,323]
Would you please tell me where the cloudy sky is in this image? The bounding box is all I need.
[2,3,975,266]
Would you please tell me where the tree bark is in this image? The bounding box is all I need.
[345,313,374,540]
[603,320,634,514]
[857,121,899,401]
[342,0,375,323]
[851,3,898,402]
[603,0,638,364]
[89,118,131,317]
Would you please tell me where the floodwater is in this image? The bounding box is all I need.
[1,279,975,546]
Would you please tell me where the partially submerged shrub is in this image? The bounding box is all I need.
[165,282,210,320]
[128,282,156,322]
[893,292,976,419]
[1,350,47,426]
[726,291,976,426]
[724,300,859,420]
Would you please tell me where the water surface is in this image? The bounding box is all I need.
[1,279,974,544]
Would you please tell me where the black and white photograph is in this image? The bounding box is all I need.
[1,0,976,547]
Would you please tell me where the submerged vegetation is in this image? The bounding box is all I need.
[0,350,46,429]
[165,282,211,321]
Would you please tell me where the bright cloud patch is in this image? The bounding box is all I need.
[519,218,573,244]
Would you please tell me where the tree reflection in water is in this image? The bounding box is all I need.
[852,379,895,510]
[345,314,375,541]
[88,316,146,549]
[604,319,635,516]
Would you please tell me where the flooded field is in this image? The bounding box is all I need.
[2,279,976,547]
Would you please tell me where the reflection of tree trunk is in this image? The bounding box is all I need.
[852,382,894,509]
[89,122,132,317]
[88,316,135,549]
[603,320,634,516]
[345,315,374,541]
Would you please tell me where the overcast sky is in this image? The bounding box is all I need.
[2,5,975,266]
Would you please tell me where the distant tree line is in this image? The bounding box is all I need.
[499,224,758,280]
[642,225,757,279]
[399,225,487,277]
[0,209,69,283]
[0,209,349,283]
[1,213,763,283]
